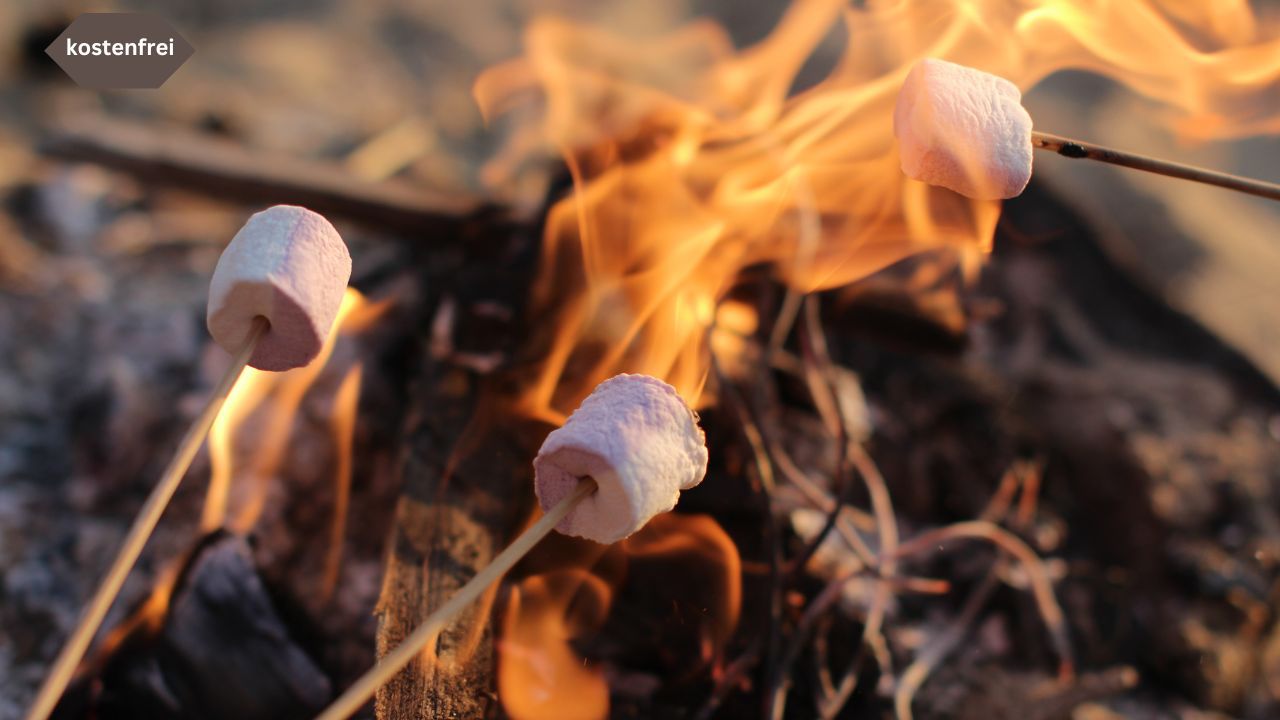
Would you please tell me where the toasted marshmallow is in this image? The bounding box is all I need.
[534,374,708,544]
[207,205,352,371]
[894,58,1034,200]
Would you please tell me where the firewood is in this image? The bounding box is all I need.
[371,377,542,720]
[40,115,496,233]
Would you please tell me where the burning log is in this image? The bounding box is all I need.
[371,386,532,720]
[894,58,1280,201]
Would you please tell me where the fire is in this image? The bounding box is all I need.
[621,513,742,663]
[321,362,363,603]
[476,0,1280,421]
[88,288,390,678]
[499,514,740,720]
[499,570,613,720]
[476,0,1279,715]
[203,288,390,534]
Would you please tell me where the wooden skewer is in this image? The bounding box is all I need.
[315,477,597,720]
[25,317,268,720]
[1030,131,1280,201]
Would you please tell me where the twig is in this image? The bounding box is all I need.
[1031,131,1280,201]
[691,638,763,720]
[705,308,787,720]
[820,444,900,718]
[798,294,900,717]
[892,462,1057,720]
[894,571,1001,720]
[41,115,495,233]
[768,569,862,720]
[1026,666,1138,720]
[26,318,267,720]
[315,478,596,720]
[891,521,1075,679]
[772,444,879,569]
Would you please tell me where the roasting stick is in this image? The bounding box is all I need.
[1031,131,1280,201]
[316,478,596,720]
[25,318,266,720]
[26,206,353,720]
[316,373,709,719]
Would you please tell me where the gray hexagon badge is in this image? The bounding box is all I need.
[46,13,194,89]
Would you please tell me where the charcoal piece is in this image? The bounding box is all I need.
[91,534,331,720]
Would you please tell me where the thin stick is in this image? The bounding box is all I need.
[894,570,1000,720]
[26,317,268,720]
[892,520,1074,679]
[1031,131,1280,201]
[315,478,597,720]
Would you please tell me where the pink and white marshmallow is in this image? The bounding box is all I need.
[207,205,352,371]
[534,374,708,544]
[893,58,1034,200]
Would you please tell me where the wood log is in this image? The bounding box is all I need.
[364,179,546,718]
[40,115,501,235]
[373,372,547,719]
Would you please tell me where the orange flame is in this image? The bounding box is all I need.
[478,0,1278,714]
[475,0,1280,420]
[499,514,741,720]
[203,288,390,534]
[321,362,363,603]
[499,570,614,720]
[88,290,387,684]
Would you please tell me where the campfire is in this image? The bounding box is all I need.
[5,1,1280,719]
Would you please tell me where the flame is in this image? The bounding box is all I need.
[708,298,759,383]
[91,563,182,667]
[475,0,1280,419]
[203,288,390,533]
[621,513,742,664]
[85,290,387,685]
[321,362,363,603]
[477,0,1278,713]
[499,514,740,720]
[499,570,613,720]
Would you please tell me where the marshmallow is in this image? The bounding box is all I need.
[207,206,352,371]
[893,58,1034,200]
[533,374,708,544]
